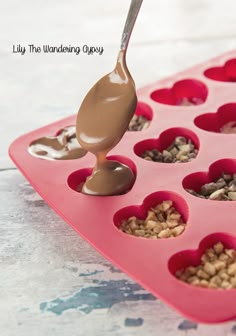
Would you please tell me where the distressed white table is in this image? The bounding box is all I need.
[1,0,236,335]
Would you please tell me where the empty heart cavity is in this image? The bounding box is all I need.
[195,103,236,133]
[204,59,236,82]
[150,79,208,106]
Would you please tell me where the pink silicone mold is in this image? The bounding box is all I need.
[9,50,236,323]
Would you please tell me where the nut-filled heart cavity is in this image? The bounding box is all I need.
[28,125,87,160]
[10,50,236,323]
[183,159,236,201]
[67,155,137,195]
[194,103,236,134]
[114,191,188,239]
[169,233,236,289]
[204,59,236,82]
[150,79,208,106]
[134,127,199,163]
[128,101,153,131]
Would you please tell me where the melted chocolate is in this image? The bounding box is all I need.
[76,50,136,195]
[29,126,87,160]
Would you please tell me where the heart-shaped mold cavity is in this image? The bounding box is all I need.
[169,233,236,289]
[150,79,208,106]
[67,155,137,195]
[28,126,87,160]
[183,159,236,201]
[195,103,236,134]
[134,127,199,163]
[204,59,236,82]
[114,191,188,239]
[128,101,153,131]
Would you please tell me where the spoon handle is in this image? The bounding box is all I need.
[120,0,143,51]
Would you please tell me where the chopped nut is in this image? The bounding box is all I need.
[219,270,229,281]
[134,229,145,236]
[219,253,229,262]
[230,276,236,287]
[216,178,227,189]
[128,114,150,131]
[213,242,224,255]
[228,191,236,201]
[210,276,222,286]
[201,183,218,196]
[172,225,185,237]
[163,150,173,163]
[145,220,157,230]
[227,263,236,276]
[187,266,197,275]
[146,210,157,222]
[209,188,225,200]
[201,254,208,263]
[187,276,198,284]
[149,235,158,239]
[221,280,231,289]
[206,248,217,261]
[228,180,236,192]
[213,260,226,271]
[168,212,181,221]
[199,280,209,288]
[225,248,236,259]
[197,269,210,280]
[128,216,137,223]
[166,219,179,228]
[175,136,187,146]
[153,224,163,234]
[179,155,189,162]
[162,200,173,211]
[130,221,138,230]
[158,228,171,238]
[204,262,216,276]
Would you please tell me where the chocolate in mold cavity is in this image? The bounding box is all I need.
[29,126,87,160]
[76,50,136,196]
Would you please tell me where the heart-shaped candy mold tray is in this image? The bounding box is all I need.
[9,50,236,323]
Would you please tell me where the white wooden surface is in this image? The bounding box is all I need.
[1,0,236,335]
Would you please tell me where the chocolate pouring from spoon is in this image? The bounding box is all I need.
[76,0,143,196]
